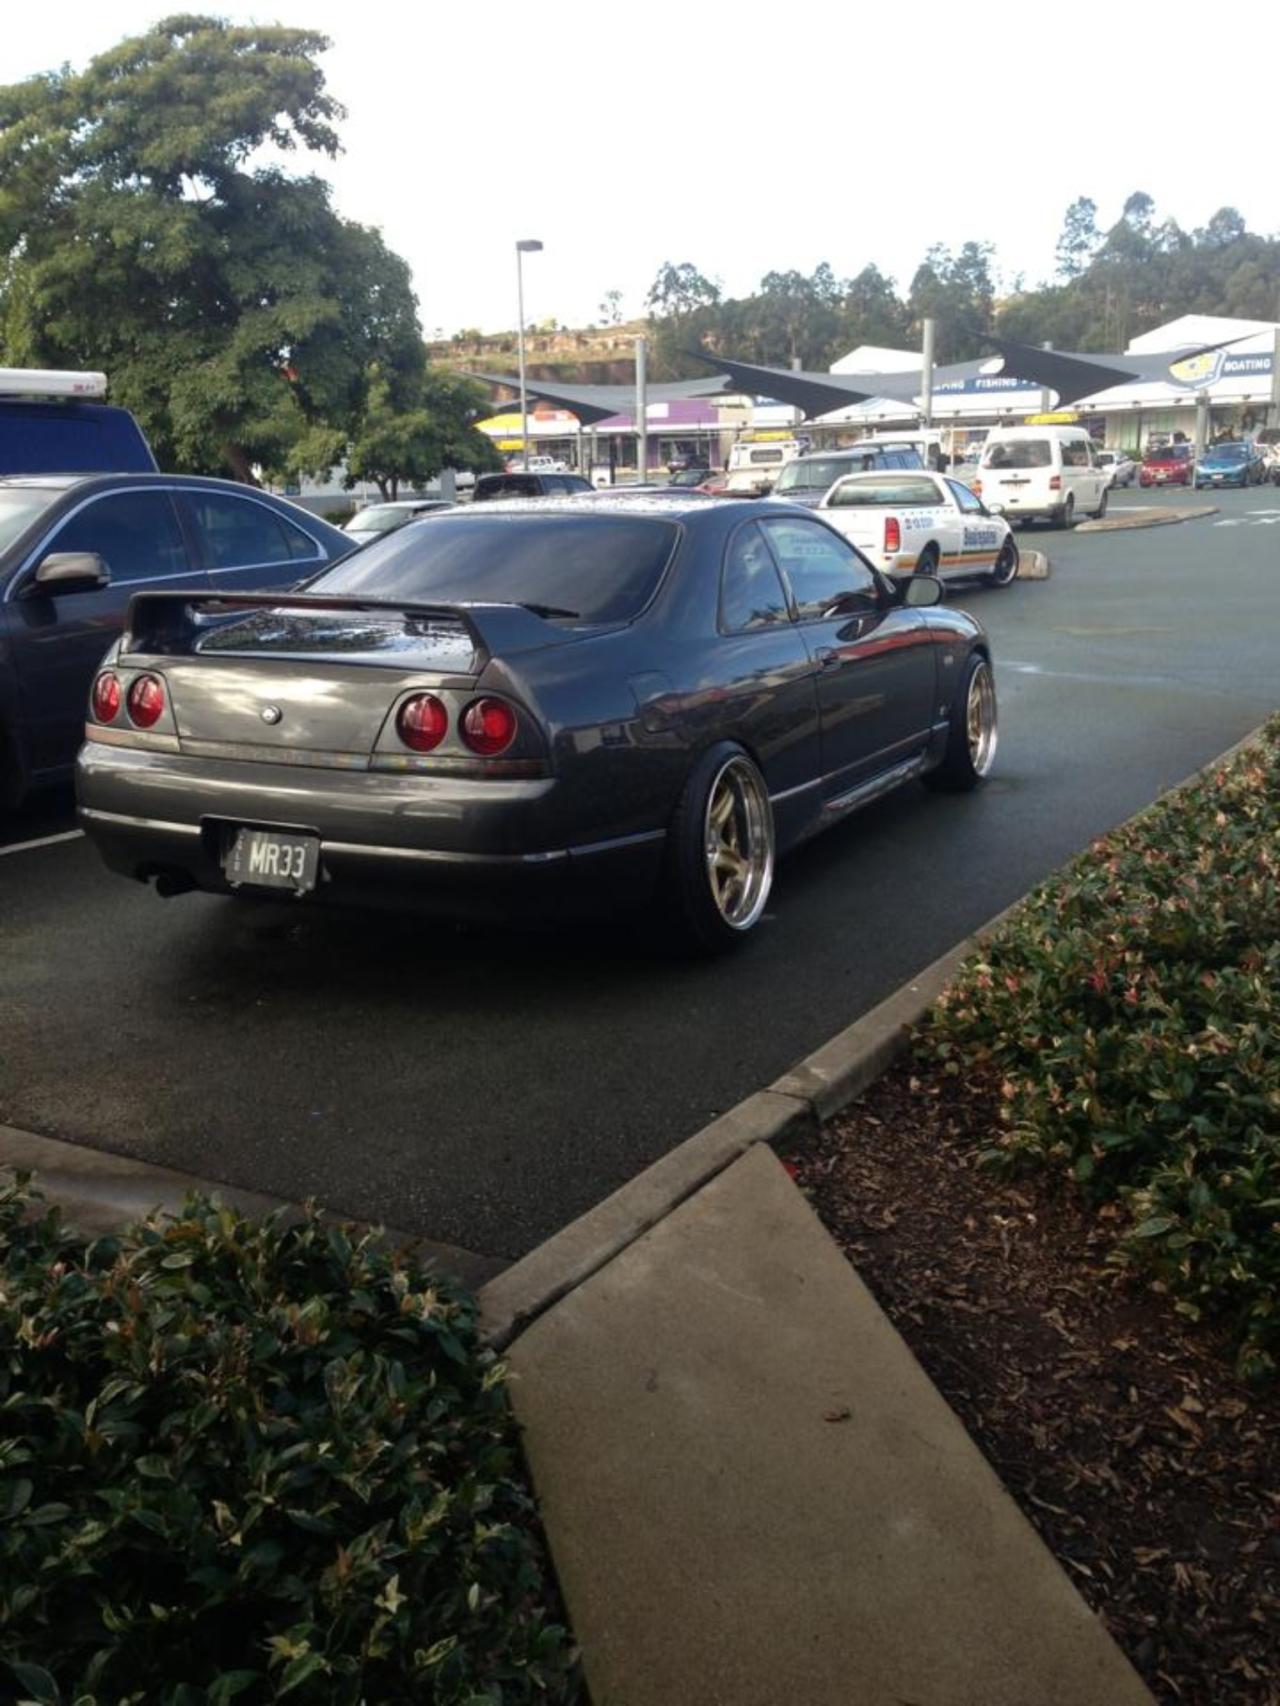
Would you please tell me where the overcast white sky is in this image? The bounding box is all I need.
[8,3,1279,339]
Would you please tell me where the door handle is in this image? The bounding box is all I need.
[815,647,842,670]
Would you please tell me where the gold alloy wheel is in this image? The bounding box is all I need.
[966,660,999,777]
[703,755,774,931]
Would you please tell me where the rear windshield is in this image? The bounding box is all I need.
[347,506,413,534]
[775,457,862,493]
[0,404,154,475]
[828,476,942,508]
[474,474,541,500]
[0,485,61,553]
[1145,445,1190,462]
[309,513,679,625]
[981,440,1052,470]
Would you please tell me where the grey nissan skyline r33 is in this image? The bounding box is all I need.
[75,494,998,950]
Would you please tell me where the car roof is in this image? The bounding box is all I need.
[408,493,760,523]
[828,468,941,482]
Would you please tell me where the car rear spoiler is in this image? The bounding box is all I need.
[121,590,567,663]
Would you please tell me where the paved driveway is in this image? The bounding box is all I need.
[2,488,1276,1263]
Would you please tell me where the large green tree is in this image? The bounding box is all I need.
[291,365,499,500]
[0,15,424,482]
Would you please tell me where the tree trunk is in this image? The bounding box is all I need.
[220,444,260,486]
[376,477,390,500]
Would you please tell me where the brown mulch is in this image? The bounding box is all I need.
[790,1059,1280,1706]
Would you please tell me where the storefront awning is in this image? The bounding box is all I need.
[465,371,736,426]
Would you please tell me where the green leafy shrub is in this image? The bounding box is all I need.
[0,1181,578,1705]
[921,718,1280,1378]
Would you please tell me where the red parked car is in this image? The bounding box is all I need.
[1139,444,1193,488]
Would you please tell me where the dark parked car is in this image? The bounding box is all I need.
[768,447,925,509]
[0,474,352,806]
[668,466,714,488]
[77,497,997,950]
[1193,442,1267,488]
[472,471,593,501]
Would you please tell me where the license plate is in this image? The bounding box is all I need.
[224,827,320,892]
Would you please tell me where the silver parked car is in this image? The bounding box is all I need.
[1096,449,1137,488]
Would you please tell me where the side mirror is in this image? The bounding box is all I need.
[31,552,110,595]
[821,589,877,619]
[902,573,942,608]
[985,500,1005,516]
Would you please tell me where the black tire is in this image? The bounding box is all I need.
[664,741,775,952]
[1091,486,1108,521]
[923,652,997,793]
[1054,494,1076,529]
[915,543,940,575]
[988,536,1019,587]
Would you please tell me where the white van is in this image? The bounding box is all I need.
[973,425,1109,527]
[726,438,803,492]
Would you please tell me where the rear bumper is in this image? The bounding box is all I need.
[76,742,666,920]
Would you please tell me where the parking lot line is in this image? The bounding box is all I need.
[0,829,84,857]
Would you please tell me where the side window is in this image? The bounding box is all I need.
[188,494,293,570]
[720,522,791,633]
[759,516,876,621]
[1061,438,1089,468]
[41,490,189,586]
[280,513,323,561]
[946,479,984,514]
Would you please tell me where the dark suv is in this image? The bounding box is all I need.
[770,447,924,509]
[472,472,593,501]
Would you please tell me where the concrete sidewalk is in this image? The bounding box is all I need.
[504,1144,1152,1706]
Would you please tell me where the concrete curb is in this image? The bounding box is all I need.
[1016,547,1050,579]
[479,716,1274,1350]
[1076,503,1217,532]
[0,1123,504,1292]
[479,896,1026,1350]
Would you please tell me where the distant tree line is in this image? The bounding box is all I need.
[0,17,499,496]
[644,194,1280,379]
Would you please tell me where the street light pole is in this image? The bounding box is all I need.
[515,239,543,471]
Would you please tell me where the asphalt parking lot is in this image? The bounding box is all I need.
[2,485,1277,1266]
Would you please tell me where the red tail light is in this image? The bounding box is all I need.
[92,670,122,723]
[126,673,165,729]
[1049,474,1062,490]
[884,517,901,553]
[460,697,517,757]
[397,694,448,752]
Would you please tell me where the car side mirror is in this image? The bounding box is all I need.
[821,589,877,619]
[30,552,111,595]
[902,573,942,608]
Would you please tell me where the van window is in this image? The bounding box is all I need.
[828,476,941,508]
[982,440,1052,471]
[1061,439,1091,468]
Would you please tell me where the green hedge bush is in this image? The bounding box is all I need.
[0,1182,578,1704]
[921,718,1280,1378]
